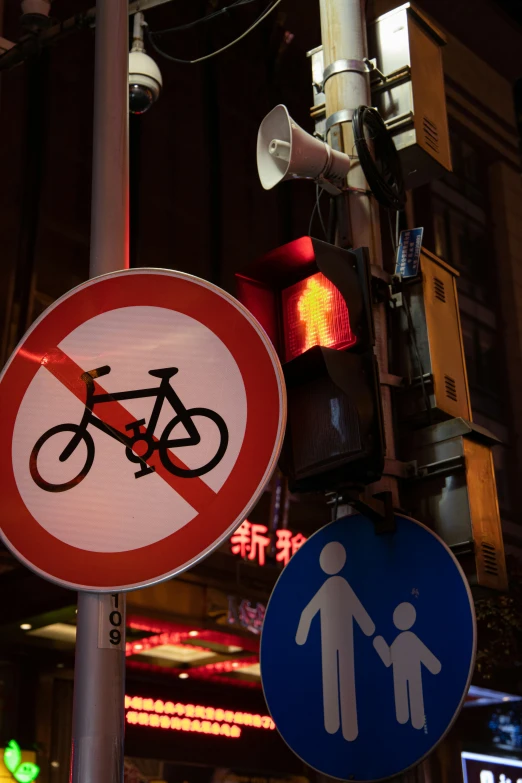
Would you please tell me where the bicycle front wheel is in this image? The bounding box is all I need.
[159,408,229,478]
[29,424,95,492]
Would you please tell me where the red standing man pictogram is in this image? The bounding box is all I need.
[297,276,334,351]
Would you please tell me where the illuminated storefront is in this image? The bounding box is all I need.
[122,677,305,781]
[462,752,522,783]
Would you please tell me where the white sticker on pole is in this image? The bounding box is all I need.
[98,594,126,650]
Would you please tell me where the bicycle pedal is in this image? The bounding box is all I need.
[134,464,156,479]
[126,419,146,433]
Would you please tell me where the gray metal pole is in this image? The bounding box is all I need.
[71,594,127,783]
[89,0,129,277]
[71,0,129,781]
[318,0,398,506]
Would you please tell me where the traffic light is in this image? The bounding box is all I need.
[236,236,385,492]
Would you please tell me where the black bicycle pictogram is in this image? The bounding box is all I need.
[29,365,229,493]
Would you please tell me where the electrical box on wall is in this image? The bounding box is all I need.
[367,3,452,188]
[402,418,508,592]
[396,247,472,424]
[307,3,452,190]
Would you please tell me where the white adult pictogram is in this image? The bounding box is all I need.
[295,541,375,741]
[373,602,442,730]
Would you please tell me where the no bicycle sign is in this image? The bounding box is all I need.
[0,269,286,592]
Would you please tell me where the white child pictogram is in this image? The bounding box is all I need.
[295,541,375,742]
[373,602,442,730]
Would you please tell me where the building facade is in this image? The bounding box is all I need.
[0,1,521,783]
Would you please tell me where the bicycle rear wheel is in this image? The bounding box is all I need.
[159,408,229,478]
[29,424,95,492]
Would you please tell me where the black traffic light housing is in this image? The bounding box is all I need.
[236,236,385,492]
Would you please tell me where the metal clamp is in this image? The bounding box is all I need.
[323,58,370,88]
[414,455,465,480]
[326,489,396,535]
[325,108,354,136]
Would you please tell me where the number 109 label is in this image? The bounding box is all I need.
[98,593,125,650]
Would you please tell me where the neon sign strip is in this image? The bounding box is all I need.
[126,711,242,738]
[125,695,275,736]
[126,632,209,657]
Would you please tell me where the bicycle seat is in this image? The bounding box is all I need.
[148,368,179,379]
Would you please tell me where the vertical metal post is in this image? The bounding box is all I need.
[89,0,129,277]
[71,1,129,781]
[318,0,398,505]
[71,594,127,783]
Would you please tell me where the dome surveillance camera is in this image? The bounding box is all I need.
[128,13,162,115]
[129,49,162,115]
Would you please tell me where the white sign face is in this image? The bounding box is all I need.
[261,514,476,782]
[13,306,247,552]
[0,269,285,591]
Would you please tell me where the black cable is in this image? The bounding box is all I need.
[149,0,257,36]
[403,295,433,425]
[327,196,337,244]
[146,0,282,65]
[316,184,328,240]
[308,185,327,240]
[352,105,405,212]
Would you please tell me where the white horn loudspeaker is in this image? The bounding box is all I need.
[257,104,350,192]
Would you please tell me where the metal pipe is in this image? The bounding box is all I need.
[0,0,175,72]
[318,0,398,504]
[89,0,129,276]
[71,593,127,783]
[70,1,129,781]
[319,0,373,251]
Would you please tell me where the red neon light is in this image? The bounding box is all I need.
[189,658,257,675]
[230,520,270,565]
[127,660,262,689]
[275,529,307,566]
[126,711,242,737]
[127,618,260,653]
[229,522,307,567]
[125,696,275,738]
[126,631,208,657]
[282,272,355,362]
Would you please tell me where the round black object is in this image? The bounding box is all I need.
[352,106,406,211]
[129,84,155,115]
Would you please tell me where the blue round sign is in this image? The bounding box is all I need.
[261,514,476,782]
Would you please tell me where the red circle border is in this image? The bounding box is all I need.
[0,269,285,591]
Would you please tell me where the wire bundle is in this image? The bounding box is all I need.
[352,106,405,212]
[147,0,283,65]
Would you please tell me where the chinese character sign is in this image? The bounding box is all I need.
[229,521,308,567]
[395,227,424,278]
[230,520,271,566]
[275,529,307,566]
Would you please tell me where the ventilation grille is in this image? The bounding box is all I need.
[434,277,446,302]
[444,375,458,402]
[481,542,499,577]
[423,116,440,154]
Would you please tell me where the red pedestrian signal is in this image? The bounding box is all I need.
[236,237,384,492]
[282,272,356,362]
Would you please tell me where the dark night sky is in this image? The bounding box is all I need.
[495,0,522,26]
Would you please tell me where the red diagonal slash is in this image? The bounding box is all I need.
[41,347,218,512]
